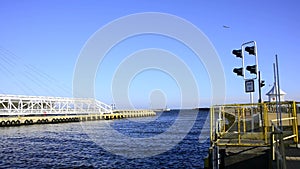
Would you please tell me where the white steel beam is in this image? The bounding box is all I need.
[0,94,112,116]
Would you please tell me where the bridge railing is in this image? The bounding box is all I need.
[0,94,112,116]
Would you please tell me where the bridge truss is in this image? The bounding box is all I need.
[0,94,112,116]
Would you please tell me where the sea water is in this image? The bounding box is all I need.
[0,110,210,168]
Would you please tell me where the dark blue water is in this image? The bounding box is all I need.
[0,110,210,168]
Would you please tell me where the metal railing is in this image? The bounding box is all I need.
[270,121,286,169]
[210,101,299,147]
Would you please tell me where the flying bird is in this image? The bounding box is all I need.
[223,25,230,28]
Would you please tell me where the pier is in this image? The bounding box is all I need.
[207,101,300,169]
[0,94,156,127]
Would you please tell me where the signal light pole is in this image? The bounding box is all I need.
[232,41,266,130]
[232,41,258,97]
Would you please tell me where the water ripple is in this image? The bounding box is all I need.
[0,110,209,168]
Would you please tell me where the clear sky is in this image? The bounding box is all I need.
[0,0,299,108]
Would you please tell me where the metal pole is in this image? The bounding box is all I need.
[275,55,282,129]
[250,92,254,131]
[258,71,263,127]
[273,63,279,126]
[258,71,262,103]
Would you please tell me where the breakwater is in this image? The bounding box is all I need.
[0,110,156,127]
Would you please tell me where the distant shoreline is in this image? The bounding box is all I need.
[153,107,210,112]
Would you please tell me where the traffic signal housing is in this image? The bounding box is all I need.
[260,80,265,88]
[233,67,243,77]
[245,46,256,55]
[246,65,257,74]
[232,49,243,58]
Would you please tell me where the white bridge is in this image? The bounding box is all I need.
[0,94,112,116]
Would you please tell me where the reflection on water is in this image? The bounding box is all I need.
[0,110,209,168]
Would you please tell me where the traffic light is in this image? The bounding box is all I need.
[232,49,243,77]
[260,80,265,88]
[232,49,242,58]
[245,46,256,55]
[246,65,257,74]
[233,67,243,76]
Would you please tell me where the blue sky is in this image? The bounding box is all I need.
[0,0,299,108]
